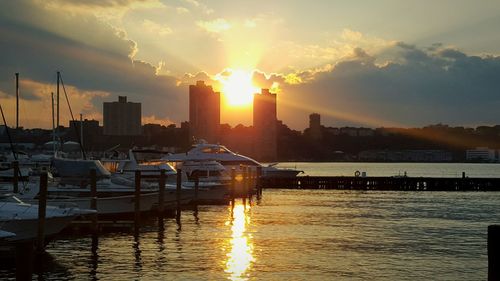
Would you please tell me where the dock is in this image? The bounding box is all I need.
[260,176,500,191]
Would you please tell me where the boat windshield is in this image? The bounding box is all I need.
[0,194,24,204]
[201,147,231,154]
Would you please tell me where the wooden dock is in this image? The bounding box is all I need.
[260,176,500,191]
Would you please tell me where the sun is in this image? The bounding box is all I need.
[218,69,260,107]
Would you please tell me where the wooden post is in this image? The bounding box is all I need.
[90,169,98,233]
[256,166,262,196]
[37,172,48,253]
[134,170,141,227]
[242,166,248,199]
[249,169,255,197]
[16,241,34,280]
[489,225,500,280]
[176,169,182,222]
[158,169,165,214]
[12,160,19,193]
[231,168,236,201]
[194,175,199,203]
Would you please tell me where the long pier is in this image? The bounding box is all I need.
[260,176,500,191]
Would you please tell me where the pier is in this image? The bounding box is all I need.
[260,176,500,191]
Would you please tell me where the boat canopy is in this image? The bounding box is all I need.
[52,157,110,178]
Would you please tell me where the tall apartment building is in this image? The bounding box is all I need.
[253,89,277,161]
[103,96,141,136]
[189,81,220,143]
[308,113,322,140]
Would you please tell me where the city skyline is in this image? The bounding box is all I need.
[1,0,500,130]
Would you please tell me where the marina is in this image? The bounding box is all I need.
[2,1,500,279]
[0,161,499,279]
[1,189,499,280]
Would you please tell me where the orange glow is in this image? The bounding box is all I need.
[217,69,259,107]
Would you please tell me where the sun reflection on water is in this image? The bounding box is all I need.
[225,201,254,280]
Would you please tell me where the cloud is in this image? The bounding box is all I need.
[142,19,173,36]
[176,7,190,14]
[276,43,500,129]
[182,0,213,14]
[42,0,151,8]
[142,115,175,126]
[197,18,231,33]
[0,0,186,128]
[0,79,108,128]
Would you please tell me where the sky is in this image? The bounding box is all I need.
[1,0,500,130]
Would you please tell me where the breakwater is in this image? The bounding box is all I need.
[260,176,500,191]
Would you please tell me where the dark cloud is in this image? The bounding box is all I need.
[45,0,148,8]
[280,44,500,129]
[0,0,186,123]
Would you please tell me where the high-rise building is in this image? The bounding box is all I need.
[309,113,322,140]
[253,89,277,161]
[103,96,141,135]
[189,81,220,143]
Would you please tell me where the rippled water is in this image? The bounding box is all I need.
[2,189,499,280]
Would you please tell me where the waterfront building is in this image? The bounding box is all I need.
[466,147,496,162]
[358,150,453,162]
[253,89,277,161]
[103,96,141,136]
[308,113,322,140]
[189,81,220,143]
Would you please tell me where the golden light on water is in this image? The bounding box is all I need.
[225,202,254,280]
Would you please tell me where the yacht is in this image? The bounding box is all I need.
[163,142,303,178]
[2,158,189,215]
[0,194,94,241]
[104,150,230,204]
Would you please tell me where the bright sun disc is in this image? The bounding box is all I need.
[220,70,259,107]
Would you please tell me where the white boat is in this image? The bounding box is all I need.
[162,142,303,178]
[181,160,231,183]
[25,192,170,216]
[0,194,94,241]
[105,150,230,204]
[0,230,15,239]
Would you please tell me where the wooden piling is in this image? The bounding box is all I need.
[90,169,98,233]
[176,168,182,221]
[37,172,48,253]
[158,169,165,214]
[489,225,500,280]
[256,166,262,196]
[194,175,199,203]
[231,168,236,201]
[242,166,248,199]
[134,170,141,227]
[12,160,19,193]
[16,241,34,280]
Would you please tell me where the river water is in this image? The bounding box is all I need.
[1,163,499,280]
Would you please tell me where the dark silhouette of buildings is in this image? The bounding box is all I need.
[308,113,322,140]
[189,81,220,143]
[253,89,277,161]
[103,96,141,136]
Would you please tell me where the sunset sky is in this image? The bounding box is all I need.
[1,0,500,130]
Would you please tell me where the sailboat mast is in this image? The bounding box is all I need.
[80,113,84,158]
[51,92,56,156]
[15,73,19,129]
[56,71,60,129]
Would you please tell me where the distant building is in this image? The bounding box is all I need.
[466,147,496,162]
[308,113,322,140]
[253,89,277,161]
[189,81,220,143]
[103,96,141,136]
[69,119,100,135]
[358,150,453,162]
